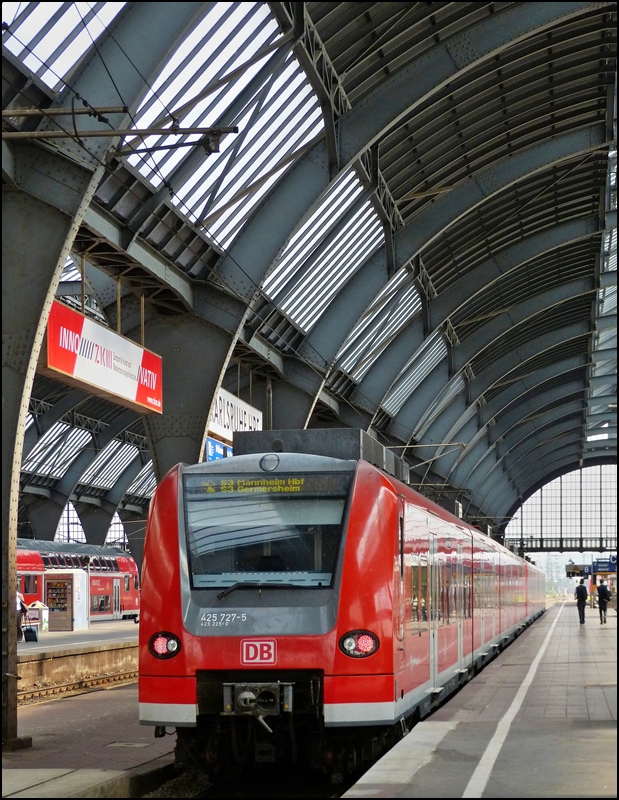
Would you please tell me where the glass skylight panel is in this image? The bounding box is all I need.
[414,374,465,439]
[277,200,383,332]
[599,285,617,316]
[61,256,81,282]
[127,460,156,498]
[263,169,361,297]
[337,274,422,381]
[80,440,139,489]
[120,2,324,250]
[22,422,92,478]
[382,332,448,416]
[2,3,126,91]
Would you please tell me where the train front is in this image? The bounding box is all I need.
[139,451,365,770]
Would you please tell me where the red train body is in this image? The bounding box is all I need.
[138,452,544,775]
[16,539,140,620]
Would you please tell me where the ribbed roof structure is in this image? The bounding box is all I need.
[2,1,616,542]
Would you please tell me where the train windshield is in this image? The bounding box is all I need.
[183,471,351,589]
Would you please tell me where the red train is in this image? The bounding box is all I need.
[17,539,140,621]
[138,441,545,778]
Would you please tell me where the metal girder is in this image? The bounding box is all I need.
[447,377,587,483]
[214,3,606,304]
[468,411,587,504]
[23,389,87,458]
[22,409,136,540]
[140,315,234,481]
[336,3,606,165]
[300,129,606,370]
[452,285,595,372]
[420,329,591,481]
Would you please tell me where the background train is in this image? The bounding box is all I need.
[138,438,545,779]
[17,539,140,622]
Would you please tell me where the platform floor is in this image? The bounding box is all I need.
[2,684,173,798]
[3,602,615,798]
[344,600,617,799]
[17,619,138,655]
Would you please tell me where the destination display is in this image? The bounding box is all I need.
[184,472,351,497]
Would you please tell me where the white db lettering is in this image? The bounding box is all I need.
[241,639,276,664]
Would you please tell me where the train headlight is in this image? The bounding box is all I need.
[338,630,380,658]
[149,631,181,659]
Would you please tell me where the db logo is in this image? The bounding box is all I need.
[241,639,277,665]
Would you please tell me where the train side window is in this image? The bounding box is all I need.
[134,575,139,591]
[124,575,130,592]
[92,557,101,571]
[41,554,52,568]
[437,559,444,626]
[410,553,419,635]
[112,559,119,572]
[419,554,428,632]
[399,516,404,579]
[24,574,38,594]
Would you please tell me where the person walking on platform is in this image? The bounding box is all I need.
[596,579,611,624]
[574,578,588,624]
[16,590,27,641]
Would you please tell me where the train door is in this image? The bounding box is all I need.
[429,532,439,690]
[112,578,121,620]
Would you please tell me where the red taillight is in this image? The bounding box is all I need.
[338,630,380,658]
[356,634,375,653]
[152,635,169,655]
[149,631,181,659]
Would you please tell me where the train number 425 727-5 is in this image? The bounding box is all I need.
[200,612,247,626]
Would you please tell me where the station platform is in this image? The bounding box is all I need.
[2,684,174,798]
[17,619,138,655]
[15,620,139,701]
[3,602,615,798]
[344,600,617,799]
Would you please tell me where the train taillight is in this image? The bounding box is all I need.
[149,632,181,659]
[339,630,380,658]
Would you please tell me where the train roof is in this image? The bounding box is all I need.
[17,538,131,558]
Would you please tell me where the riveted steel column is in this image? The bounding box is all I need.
[141,317,233,481]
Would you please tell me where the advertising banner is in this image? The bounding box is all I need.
[208,387,262,443]
[41,300,163,414]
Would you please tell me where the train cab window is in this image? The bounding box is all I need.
[124,575,130,592]
[24,575,38,594]
[183,470,353,589]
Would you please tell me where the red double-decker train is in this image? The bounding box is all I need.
[138,440,544,778]
[17,539,140,621]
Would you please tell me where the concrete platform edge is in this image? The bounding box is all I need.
[71,753,175,799]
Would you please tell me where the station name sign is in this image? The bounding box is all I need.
[208,387,262,443]
[40,300,163,414]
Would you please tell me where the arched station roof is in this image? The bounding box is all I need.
[2,2,617,548]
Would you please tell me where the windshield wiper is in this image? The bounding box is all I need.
[217,581,304,600]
